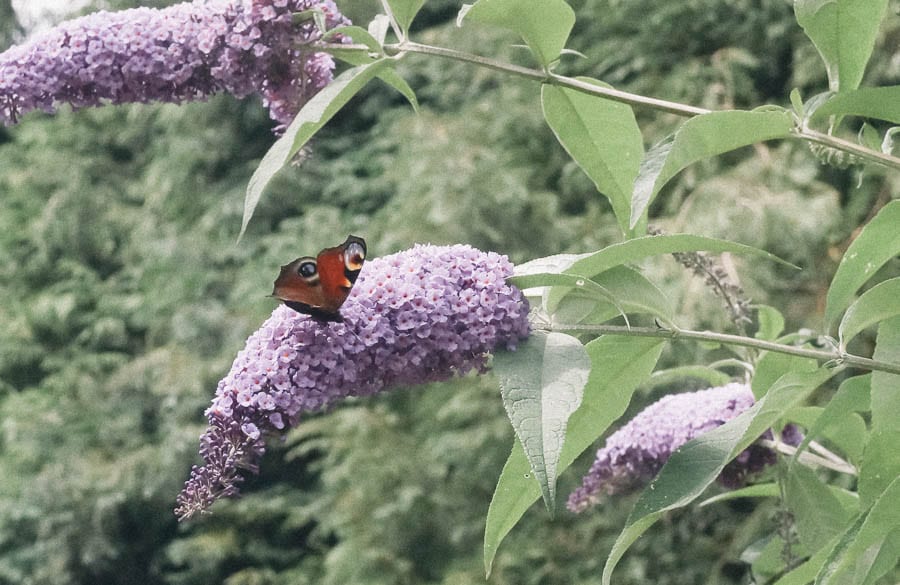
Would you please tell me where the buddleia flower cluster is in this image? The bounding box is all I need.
[567,383,800,513]
[0,0,347,129]
[175,243,531,519]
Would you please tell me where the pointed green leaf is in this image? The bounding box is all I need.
[751,348,818,399]
[494,331,590,511]
[790,88,805,116]
[859,316,900,508]
[459,0,575,68]
[813,87,900,125]
[377,68,419,112]
[699,483,781,506]
[825,200,900,331]
[547,234,794,312]
[566,234,794,279]
[541,80,643,235]
[575,265,674,324]
[327,25,383,51]
[629,110,793,228]
[859,122,881,151]
[792,374,870,466]
[242,60,390,238]
[511,266,673,325]
[484,336,664,576]
[701,483,859,510]
[839,277,900,348]
[772,532,843,585]
[508,272,632,322]
[816,475,900,585]
[785,464,853,553]
[642,365,732,391]
[323,41,419,112]
[385,0,427,34]
[601,368,833,585]
[755,305,786,341]
[794,0,889,92]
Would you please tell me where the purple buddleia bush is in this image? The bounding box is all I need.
[568,383,800,513]
[0,0,347,130]
[175,243,530,519]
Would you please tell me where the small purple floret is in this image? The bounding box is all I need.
[567,383,798,513]
[0,0,347,129]
[175,243,531,519]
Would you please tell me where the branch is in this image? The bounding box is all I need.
[375,41,900,172]
[533,323,900,377]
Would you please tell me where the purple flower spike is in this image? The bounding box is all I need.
[567,383,796,513]
[0,0,348,129]
[175,243,531,520]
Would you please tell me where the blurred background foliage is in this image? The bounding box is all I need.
[0,0,898,583]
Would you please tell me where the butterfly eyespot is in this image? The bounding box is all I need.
[345,242,366,268]
[298,261,317,278]
[272,235,366,322]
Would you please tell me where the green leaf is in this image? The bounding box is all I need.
[816,475,900,584]
[700,482,859,510]
[574,265,673,325]
[824,200,900,331]
[241,60,390,238]
[794,0,889,92]
[838,277,900,349]
[629,110,793,228]
[790,88,805,117]
[785,464,853,553]
[321,29,418,112]
[515,253,590,275]
[698,483,780,506]
[642,365,732,391]
[751,348,818,399]
[601,368,833,585]
[508,272,631,323]
[858,122,881,151]
[565,234,794,280]
[546,234,794,314]
[791,374,870,466]
[541,80,643,235]
[811,86,900,125]
[512,266,674,326]
[385,0,427,34]
[327,25,383,51]
[772,533,842,585]
[377,68,420,112]
[859,316,900,508]
[863,530,900,585]
[484,336,664,576]
[493,331,590,512]
[459,0,575,68]
[327,53,419,110]
[755,305,786,341]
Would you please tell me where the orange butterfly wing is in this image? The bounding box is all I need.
[271,235,366,321]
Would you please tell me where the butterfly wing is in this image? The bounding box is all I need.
[272,235,367,321]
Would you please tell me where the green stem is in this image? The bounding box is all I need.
[385,41,710,117]
[374,41,900,172]
[534,323,900,376]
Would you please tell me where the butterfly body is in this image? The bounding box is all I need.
[272,235,367,322]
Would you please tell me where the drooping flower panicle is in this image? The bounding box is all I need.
[176,243,530,519]
[567,383,797,513]
[0,0,347,129]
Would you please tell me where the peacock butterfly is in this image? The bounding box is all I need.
[271,235,367,322]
